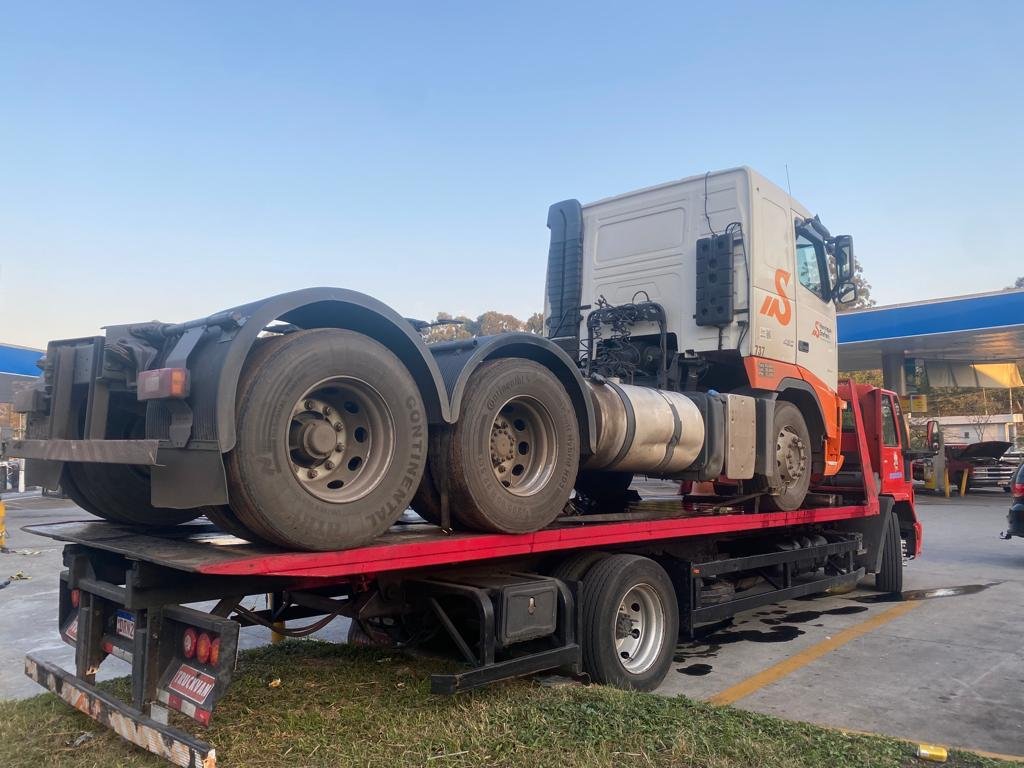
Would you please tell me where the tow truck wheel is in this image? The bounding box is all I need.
[761,402,812,512]
[442,359,579,534]
[225,328,427,551]
[874,509,904,595]
[549,550,609,587]
[580,554,678,690]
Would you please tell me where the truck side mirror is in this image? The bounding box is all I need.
[926,419,941,453]
[833,235,854,282]
[834,281,857,306]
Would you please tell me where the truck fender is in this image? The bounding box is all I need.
[428,333,596,455]
[777,378,828,473]
[198,288,452,453]
[835,495,895,574]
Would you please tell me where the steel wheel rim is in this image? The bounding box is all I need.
[614,583,665,674]
[776,425,808,491]
[488,395,555,497]
[288,376,395,503]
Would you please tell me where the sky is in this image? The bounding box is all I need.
[1,1,1022,349]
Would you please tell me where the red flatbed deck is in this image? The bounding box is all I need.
[26,498,877,581]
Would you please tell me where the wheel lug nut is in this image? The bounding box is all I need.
[307,469,318,479]
[324,460,335,470]
[323,406,332,416]
[336,443,344,452]
[304,400,315,410]
[334,422,343,432]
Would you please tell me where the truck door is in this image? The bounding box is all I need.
[792,226,838,390]
[751,197,797,365]
[878,392,907,490]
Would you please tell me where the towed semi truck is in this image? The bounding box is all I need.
[13,167,925,767]
[12,167,858,550]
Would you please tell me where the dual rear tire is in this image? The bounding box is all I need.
[218,338,580,547]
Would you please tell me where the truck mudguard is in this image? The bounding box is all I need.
[428,333,596,455]
[213,288,451,448]
[144,288,452,507]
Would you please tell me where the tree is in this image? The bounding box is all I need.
[1007,276,1024,290]
[965,412,993,442]
[829,256,875,313]
[468,311,525,336]
[422,312,472,343]
[525,312,544,335]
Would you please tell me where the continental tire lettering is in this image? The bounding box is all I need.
[759,269,793,326]
[371,394,424,525]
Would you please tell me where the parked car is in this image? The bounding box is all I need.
[912,440,1016,492]
[1001,462,1024,540]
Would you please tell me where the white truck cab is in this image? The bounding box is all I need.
[545,166,856,484]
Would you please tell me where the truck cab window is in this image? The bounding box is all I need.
[795,234,829,301]
[881,396,899,447]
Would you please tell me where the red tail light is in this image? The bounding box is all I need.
[138,367,190,400]
[70,589,81,608]
[209,636,221,667]
[196,632,213,665]
[1013,482,1024,497]
[182,627,198,659]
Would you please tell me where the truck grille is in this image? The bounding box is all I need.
[971,464,1016,485]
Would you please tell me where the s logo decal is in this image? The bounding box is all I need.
[760,269,793,326]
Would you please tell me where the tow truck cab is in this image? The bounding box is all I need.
[836,382,921,560]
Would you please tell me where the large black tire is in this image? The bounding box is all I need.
[440,359,579,534]
[409,458,443,526]
[203,505,264,542]
[63,404,201,526]
[761,401,813,512]
[549,550,609,587]
[225,328,427,551]
[65,461,203,526]
[580,554,678,691]
[874,509,903,595]
[61,464,134,524]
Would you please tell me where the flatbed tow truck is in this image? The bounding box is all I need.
[22,380,920,768]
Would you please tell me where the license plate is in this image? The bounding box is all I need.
[116,610,136,640]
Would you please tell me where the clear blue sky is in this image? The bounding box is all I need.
[2,1,1021,348]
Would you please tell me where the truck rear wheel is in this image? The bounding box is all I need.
[64,403,201,526]
[441,359,579,534]
[762,402,812,512]
[580,554,678,690]
[203,505,263,541]
[225,328,427,551]
[409,459,443,526]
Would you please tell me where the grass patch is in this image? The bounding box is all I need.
[0,641,1014,768]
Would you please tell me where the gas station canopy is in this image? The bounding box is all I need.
[838,289,1024,372]
[0,344,43,377]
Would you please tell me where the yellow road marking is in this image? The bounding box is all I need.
[708,600,920,706]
